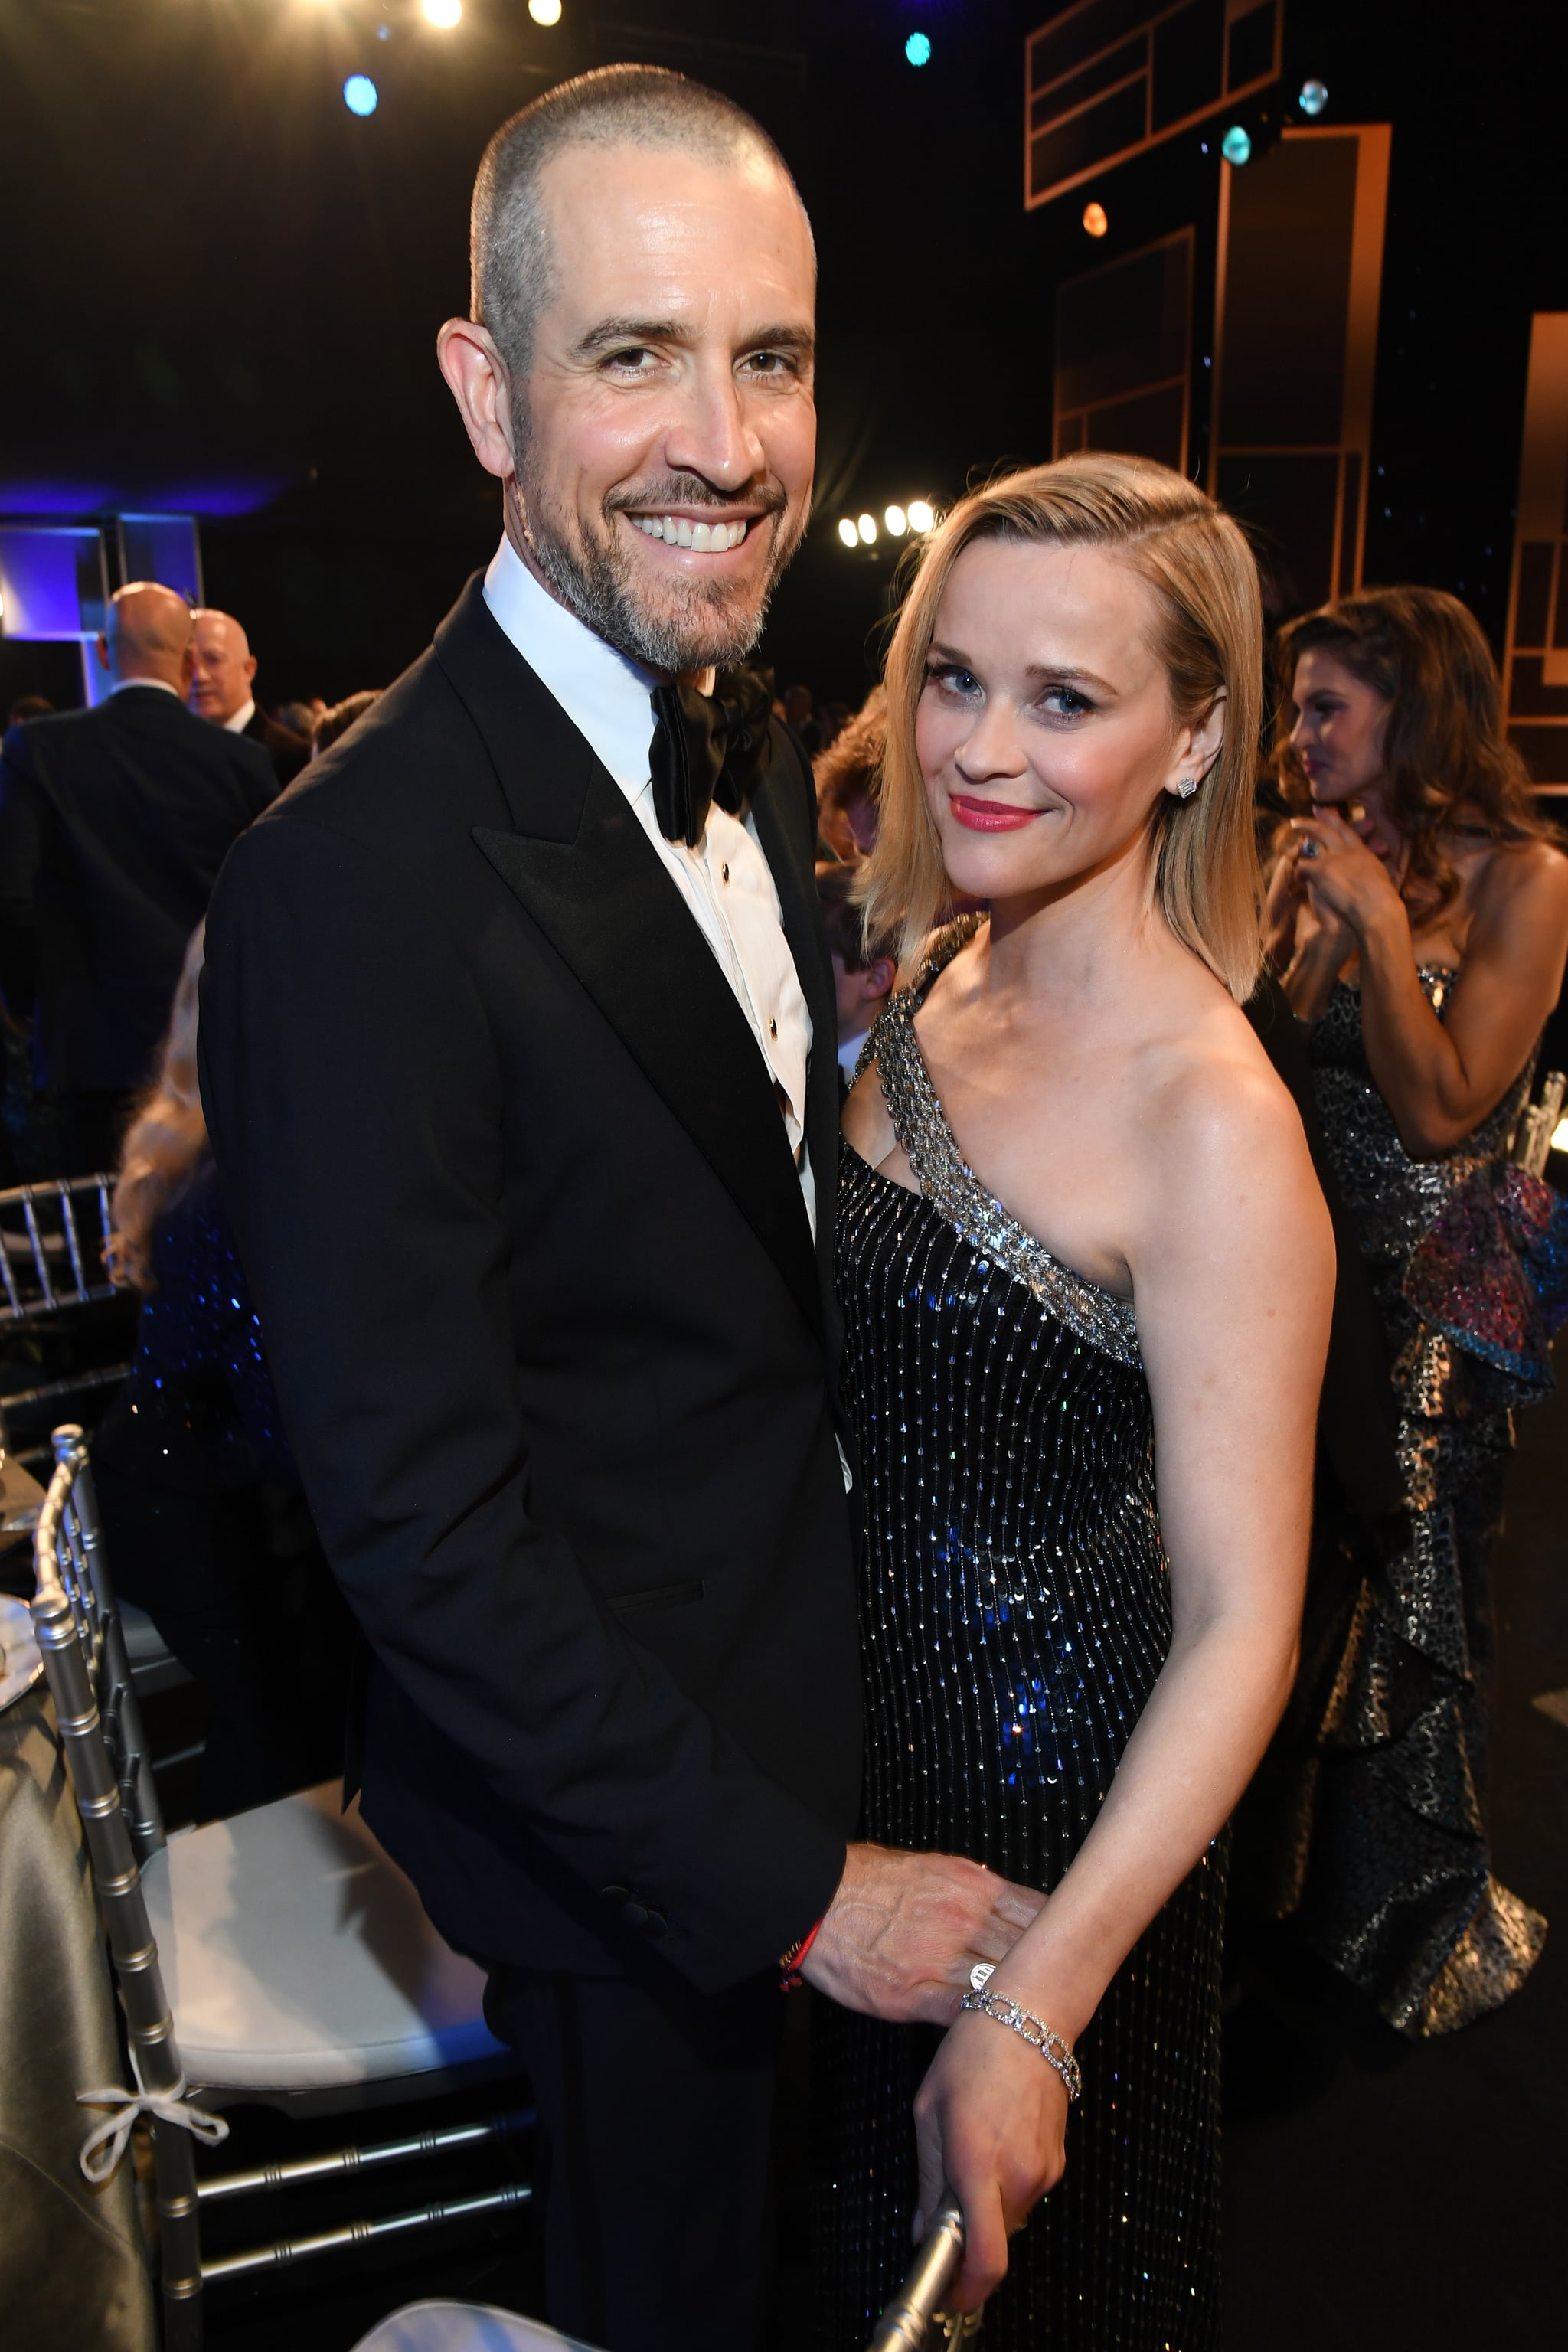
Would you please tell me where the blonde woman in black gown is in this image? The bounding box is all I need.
[817,457,1333,2347]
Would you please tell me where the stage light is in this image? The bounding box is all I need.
[1220,125,1251,165]
[422,0,461,21]
[837,518,859,548]
[1082,201,1108,237]
[858,514,877,544]
[529,0,564,20]
[885,505,908,537]
[904,31,931,66]
[1298,77,1328,116]
[343,74,379,116]
[1553,1116,1568,1155]
[907,500,934,533]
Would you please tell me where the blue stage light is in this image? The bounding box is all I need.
[904,31,931,66]
[1220,124,1251,165]
[344,74,379,117]
[1298,77,1328,116]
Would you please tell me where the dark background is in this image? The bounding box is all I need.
[2,0,1563,710]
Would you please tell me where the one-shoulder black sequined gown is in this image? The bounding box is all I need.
[815,922,1223,2352]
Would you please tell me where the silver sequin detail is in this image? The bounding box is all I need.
[867,916,1141,1368]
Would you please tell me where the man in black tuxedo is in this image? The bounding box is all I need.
[199,64,1037,2352]
[0,583,275,1175]
[189,606,310,784]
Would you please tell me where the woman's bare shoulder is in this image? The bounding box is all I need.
[1476,832,1568,912]
[1135,991,1318,1233]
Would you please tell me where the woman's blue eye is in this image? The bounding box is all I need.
[926,664,979,696]
[1043,686,1093,719]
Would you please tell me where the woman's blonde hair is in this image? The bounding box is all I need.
[860,452,1266,1001]
[108,923,211,1295]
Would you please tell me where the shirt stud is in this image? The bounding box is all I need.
[720,861,730,883]
[769,1018,778,1037]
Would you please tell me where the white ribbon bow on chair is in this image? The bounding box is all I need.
[76,2056,230,2184]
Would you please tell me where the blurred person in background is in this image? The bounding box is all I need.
[783,680,820,754]
[5,694,54,728]
[0,584,275,1176]
[312,690,381,760]
[1265,583,1568,2034]
[276,697,326,741]
[95,924,351,1821]
[189,607,310,786]
[814,683,885,861]
[816,697,851,755]
[815,860,896,1086]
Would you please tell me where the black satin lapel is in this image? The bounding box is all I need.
[437,577,822,1338]
[750,737,841,1302]
[473,776,822,1343]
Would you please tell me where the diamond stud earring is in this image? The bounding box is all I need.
[1176,776,1199,799]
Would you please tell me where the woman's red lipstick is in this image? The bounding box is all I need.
[949,794,1040,832]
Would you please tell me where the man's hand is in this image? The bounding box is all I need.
[800,1841,1044,2025]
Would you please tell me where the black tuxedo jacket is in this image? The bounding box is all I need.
[199,577,862,1992]
[243,704,310,786]
[0,685,276,1092]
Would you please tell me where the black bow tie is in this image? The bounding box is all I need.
[648,670,774,848]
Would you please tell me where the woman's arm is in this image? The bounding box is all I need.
[911,1048,1333,2311]
[1287,813,1568,1155]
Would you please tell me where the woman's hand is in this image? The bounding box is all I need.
[1289,806,1407,942]
[911,2008,1070,2313]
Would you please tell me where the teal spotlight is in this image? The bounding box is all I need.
[1298,77,1328,116]
[1220,124,1251,165]
[344,74,379,116]
[904,31,931,65]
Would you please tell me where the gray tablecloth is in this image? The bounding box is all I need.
[0,1671,155,2351]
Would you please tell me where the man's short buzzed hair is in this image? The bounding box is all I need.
[470,64,806,381]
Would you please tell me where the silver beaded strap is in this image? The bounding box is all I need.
[959,1988,1083,2102]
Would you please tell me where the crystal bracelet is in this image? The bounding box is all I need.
[958,1986,1083,2102]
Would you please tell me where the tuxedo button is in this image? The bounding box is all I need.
[621,1900,648,1929]
[601,1885,630,1906]
[642,1908,668,1939]
[769,1018,778,1037]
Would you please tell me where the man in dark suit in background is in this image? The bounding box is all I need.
[199,65,1038,2352]
[189,606,309,784]
[0,583,276,1175]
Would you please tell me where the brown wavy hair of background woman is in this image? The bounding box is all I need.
[1272,585,1554,919]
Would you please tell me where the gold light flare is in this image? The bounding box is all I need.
[1082,201,1109,238]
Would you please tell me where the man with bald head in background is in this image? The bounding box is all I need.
[0,583,276,1174]
[189,607,309,784]
[199,64,1039,2350]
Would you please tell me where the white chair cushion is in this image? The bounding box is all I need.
[350,2303,596,2352]
[141,1779,509,2093]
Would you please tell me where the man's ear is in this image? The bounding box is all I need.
[864,956,897,1005]
[437,317,520,483]
[95,634,111,674]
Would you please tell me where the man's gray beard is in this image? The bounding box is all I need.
[513,466,802,675]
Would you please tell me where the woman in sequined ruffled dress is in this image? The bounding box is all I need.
[1263,587,1568,2035]
[815,458,1333,2349]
